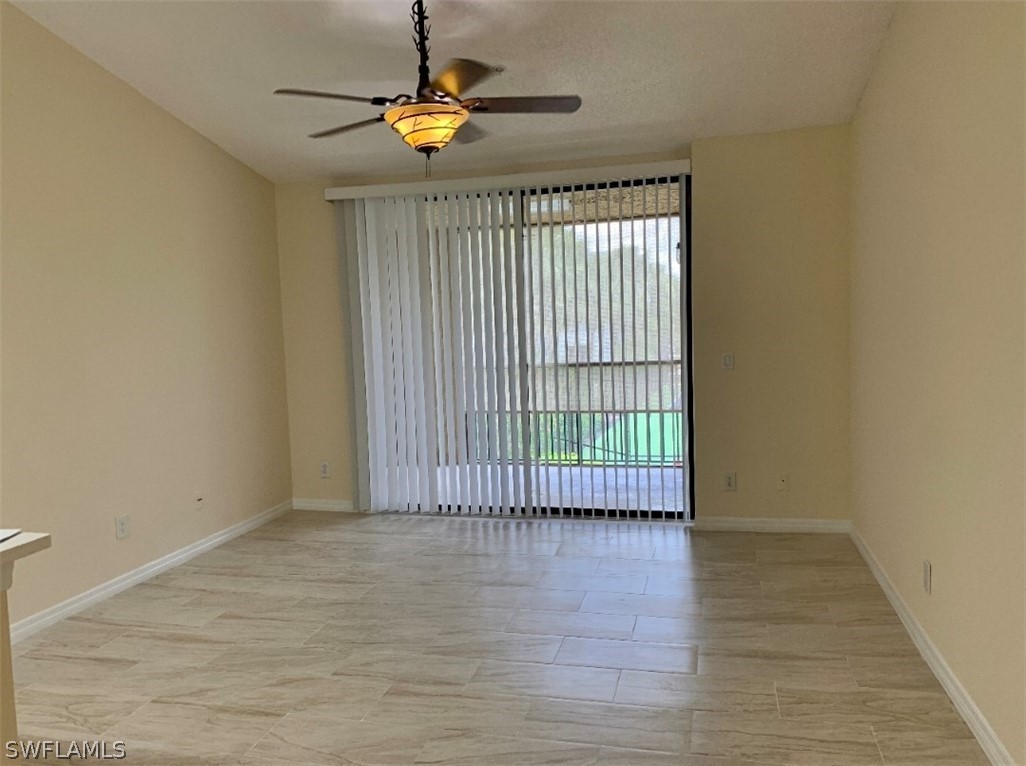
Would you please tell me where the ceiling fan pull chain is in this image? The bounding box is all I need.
[425,153,431,179]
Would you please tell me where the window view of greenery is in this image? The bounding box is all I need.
[458,186,684,470]
[524,198,683,467]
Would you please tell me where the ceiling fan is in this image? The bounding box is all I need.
[274,0,582,164]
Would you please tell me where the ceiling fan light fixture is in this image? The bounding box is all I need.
[384,101,470,155]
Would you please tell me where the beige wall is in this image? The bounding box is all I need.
[850,3,1025,760]
[0,4,292,622]
[275,181,354,505]
[691,126,852,521]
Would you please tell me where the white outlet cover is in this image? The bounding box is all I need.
[722,472,737,491]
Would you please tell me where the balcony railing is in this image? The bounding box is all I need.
[470,409,684,467]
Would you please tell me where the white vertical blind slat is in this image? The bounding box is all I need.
[547,187,564,513]
[365,201,392,511]
[395,198,418,512]
[557,189,575,512]
[629,186,642,515]
[485,192,509,514]
[413,197,440,513]
[382,199,407,512]
[436,196,459,511]
[456,194,481,514]
[467,194,489,514]
[512,190,533,514]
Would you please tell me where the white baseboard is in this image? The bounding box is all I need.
[850,530,1014,766]
[292,498,356,512]
[692,516,853,534]
[10,500,293,644]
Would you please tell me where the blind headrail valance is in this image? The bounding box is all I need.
[323,160,691,201]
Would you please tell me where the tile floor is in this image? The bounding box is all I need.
[11,512,988,765]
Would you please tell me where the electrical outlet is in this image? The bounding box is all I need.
[320,460,331,479]
[722,353,735,370]
[114,515,130,540]
[923,560,932,595]
[776,473,790,491]
[722,472,737,491]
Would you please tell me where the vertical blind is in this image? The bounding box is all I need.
[337,176,687,519]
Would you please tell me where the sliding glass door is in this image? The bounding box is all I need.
[341,174,689,519]
[521,180,686,517]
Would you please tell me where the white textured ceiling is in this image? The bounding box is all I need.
[15,1,894,183]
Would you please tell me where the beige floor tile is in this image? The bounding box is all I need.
[111,700,283,756]
[555,637,698,673]
[70,600,225,630]
[203,644,350,676]
[580,591,702,619]
[848,654,945,693]
[756,562,878,585]
[615,670,778,714]
[113,739,319,765]
[690,711,882,765]
[464,660,620,702]
[169,673,394,718]
[871,720,990,765]
[520,697,690,753]
[333,647,481,686]
[701,598,834,625]
[182,589,321,616]
[425,630,564,663]
[597,747,784,765]
[413,732,601,765]
[86,629,234,667]
[595,558,695,578]
[754,544,864,567]
[93,662,251,699]
[457,539,562,556]
[557,542,656,560]
[698,648,857,691]
[491,553,602,574]
[12,620,128,657]
[12,651,139,687]
[828,599,904,627]
[358,582,480,605]
[760,580,887,602]
[776,685,967,728]
[251,714,440,765]
[472,585,586,611]
[632,617,777,649]
[302,618,442,653]
[187,613,326,645]
[505,609,636,640]
[362,683,533,735]
[14,685,150,740]
[643,576,762,599]
[767,623,918,657]
[535,572,648,594]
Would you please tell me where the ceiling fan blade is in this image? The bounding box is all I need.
[454,121,488,145]
[275,88,390,106]
[309,116,385,139]
[430,59,499,98]
[465,95,582,114]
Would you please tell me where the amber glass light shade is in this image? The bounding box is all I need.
[384,102,470,155]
